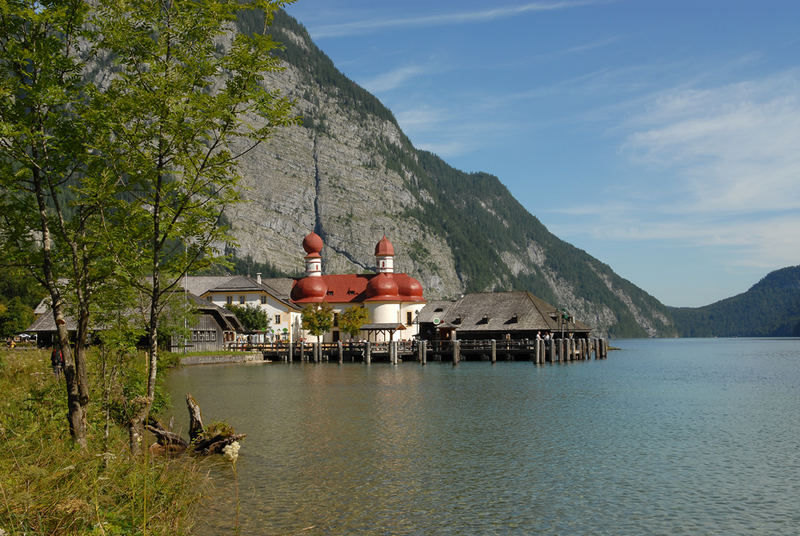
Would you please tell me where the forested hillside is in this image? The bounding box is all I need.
[670,266,800,337]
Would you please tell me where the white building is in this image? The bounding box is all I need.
[184,232,426,344]
[290,232,426,342]
[189,275,301,343]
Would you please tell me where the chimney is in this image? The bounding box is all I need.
[256,273,262,285]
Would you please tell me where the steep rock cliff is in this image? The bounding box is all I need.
[223,10,676,337]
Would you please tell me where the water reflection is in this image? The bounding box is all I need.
[166,340,800,535]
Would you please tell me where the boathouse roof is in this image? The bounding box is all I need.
[418,291,591,336]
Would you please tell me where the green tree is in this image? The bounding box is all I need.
[0,297,35,339]
[339,305,368,340]
[228,303,270,332]
[301,302,333,344]
[0,0,115,447]
[89,0,296,452]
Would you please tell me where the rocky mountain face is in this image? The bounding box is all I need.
[222,10,676,338]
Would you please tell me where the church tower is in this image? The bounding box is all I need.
[375,235,395,274]
[302,231,323,276]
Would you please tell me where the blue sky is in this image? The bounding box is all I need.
[285,0,800,307]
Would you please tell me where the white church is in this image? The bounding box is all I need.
[188,232,426,344]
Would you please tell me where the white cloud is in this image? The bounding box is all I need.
[395,106,448,131]
[417,141,471,158]
[308,1,607,38]
[623,70,800,215]
[361,65,426,93]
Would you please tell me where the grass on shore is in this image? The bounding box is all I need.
[0,349,209,535]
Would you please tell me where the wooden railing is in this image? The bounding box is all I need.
[227,337,608,364]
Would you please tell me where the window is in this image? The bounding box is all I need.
[407,311,413,325]
[210,330,216,342]
[333,313,339,327]
[274,314,281,324]
[226,296,232,305]
[239,295,245,304]
[260,295,267,304]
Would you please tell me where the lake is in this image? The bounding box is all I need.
[165,338,800,535]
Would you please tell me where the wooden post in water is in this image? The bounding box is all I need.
[288,342,293,363]
[491,339,497,364]
[365,341,371,364]
[452,339,460,365]
[338,341,343,364]
[568,339,574,361]
[422,340,427,365]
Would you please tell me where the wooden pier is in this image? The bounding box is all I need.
[228,338,609,364]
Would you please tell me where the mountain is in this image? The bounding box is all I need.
[670,265,800,337]
[218,9,677,338]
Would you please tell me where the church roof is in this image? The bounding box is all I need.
[374,235,394,256]
[291,273,425,304]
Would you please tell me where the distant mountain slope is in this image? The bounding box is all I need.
[217,9,677,337]
[670,266,800,337]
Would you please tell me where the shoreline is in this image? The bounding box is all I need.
[179,352,266,366]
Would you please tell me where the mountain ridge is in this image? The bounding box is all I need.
[216,9,680,337]
[670,265,800,337]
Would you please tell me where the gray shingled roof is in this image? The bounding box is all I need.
[181,276,235,297]
[419,291,591,333]
[28,292,243,333]
[185,275,298,310]
[417,300,458,323]
[259,277,294,300]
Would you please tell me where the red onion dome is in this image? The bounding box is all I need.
[374,235,394,256]
[291,276,327,301]
[398,275,424,299]
[365,272,399,299]
[302,232,323,256]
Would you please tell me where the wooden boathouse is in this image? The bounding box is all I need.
[252,290,607,364]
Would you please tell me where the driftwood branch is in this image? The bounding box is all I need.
[147,393,244,456]
[194,433,248,455]
[146,416,189,449]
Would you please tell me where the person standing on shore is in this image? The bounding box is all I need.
[50,346,63,378]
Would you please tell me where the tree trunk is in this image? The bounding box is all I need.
[187,393,204,442]
[128,396,150,455]
[32,158,89,447]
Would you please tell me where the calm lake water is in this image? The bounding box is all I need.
[166,338,800,535]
